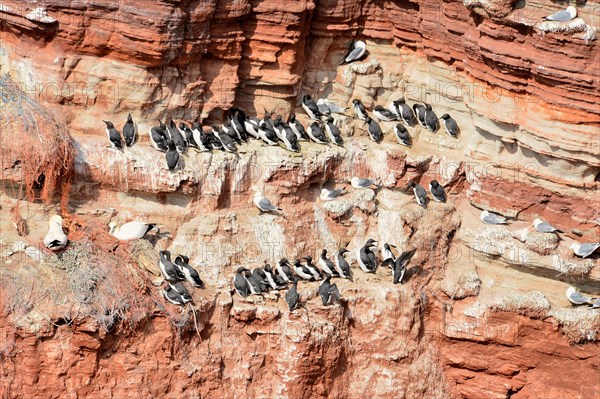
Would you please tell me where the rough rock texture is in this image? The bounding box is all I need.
[1,0,599,398]
[2,0,598,235]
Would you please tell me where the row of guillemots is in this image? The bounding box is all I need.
[45,17,598,310]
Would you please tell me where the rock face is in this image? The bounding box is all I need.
[1,1,599,399]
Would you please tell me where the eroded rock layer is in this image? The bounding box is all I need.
[0,0,599,398]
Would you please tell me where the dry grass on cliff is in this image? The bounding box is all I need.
[0,74,75,210]
[0,237,160,334]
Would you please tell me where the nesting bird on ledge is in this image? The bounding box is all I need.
[108,220,156,241]
[543,6,577,22]
[340,40,367,65]
[44,215,68,251]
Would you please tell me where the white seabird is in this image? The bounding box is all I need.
[565,286,594,306]
[109,221,156,240]
[351,177,377,189]
[44,215,68,251]
[543,6,577,22]
[340,40,366,65]
[480,210,508,225]
[570,242,600,258]
[317,98,348,114]
[320,187,347,201]
[533,218,560,233]
[253,192,282,213]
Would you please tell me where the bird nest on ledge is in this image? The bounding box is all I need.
[0,74,75,210]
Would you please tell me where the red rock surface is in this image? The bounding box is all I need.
[0,0,599,398]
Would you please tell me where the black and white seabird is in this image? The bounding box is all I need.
[340,40,366,65]
[318,249,338,277]
[352,99,368,121]
[171,282,193,303]
[271,116,286,142]
[392,248,417,284]
[174,255,204,288]
[319,275,341,306]
[351,177,377,189]
[424,104,438,132]
[108,220,156,240]
[103,120,123,150]
[570,242,600,258]
[122,113,137,147]
[393,99,416,126]
[320,187,346,201]
[191,122,210,151]
[163,284,186,306]
[407,181,427,208]
[149,121,169,152]
[356,239,378,273]
[234,267,251,297]
[207,130,224,150]
[263,264,286,290]
[222,121,240,144]
[439,114,459,137]
[165,140,180,171]
[294,259,315,281]
[533,218,562,233]
[263,110,276,131]
[159,251,181,283]
[179,122,197,148]
[244,269,263,295]
[262,111,276,138]
[273,268,289,287]
[276,258,295,283]
[324,117,343,146]
[288,114,308,141]
[364,117,382,142]
[244,117,261,140]
[480,210,508,225]
[543,6,576,21]
[307,121,328,144]
[412,104,427,127]
[167,117,187,153]
[230,107,246,124]
[254,191,282,213]
[381,243,396,264]
[258,122,278,146]
[252,268,272,292]
[302,95,322,120]
[303,256,323,280]
[286,278,300,311]
[429,180,446,203]
[373,105,398,122]
[229,111,247,142]
[213,126,237,153]
[393,123,411,146]
[281,121,300,152]
[334,248,352,279]
[44,215,68,251]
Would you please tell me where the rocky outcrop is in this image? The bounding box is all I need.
[1,0,599,398]
[2,0,598,232]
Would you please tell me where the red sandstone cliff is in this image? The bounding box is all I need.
[1,1,599,398]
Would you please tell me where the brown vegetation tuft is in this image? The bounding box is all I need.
[0,75,75,211]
